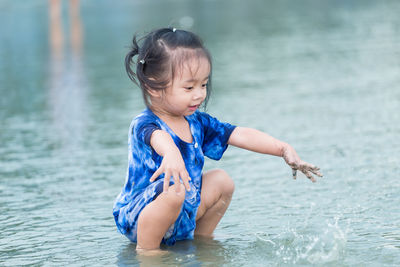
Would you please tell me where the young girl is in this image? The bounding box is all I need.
[113,27,322,250]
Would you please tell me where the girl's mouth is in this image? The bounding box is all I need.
[188,105,199,111]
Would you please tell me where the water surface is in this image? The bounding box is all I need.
[1,0,400,266]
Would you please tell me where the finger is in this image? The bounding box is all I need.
[306,163,318,170]
[180,171,191,191]
[172,172,181,194]
[150,167,163,182]
[303,170,316,183]
[302,162,321,173]
[301,163,323,177]
[312,166,320,171]
[299,161,314,170]
[163,171,171,193]
[311,169,323,177]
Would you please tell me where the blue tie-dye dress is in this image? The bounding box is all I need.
[113,108,236,245]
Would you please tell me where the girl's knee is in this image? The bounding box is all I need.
[139,183,185,225]
[213,169,235,196]
[163,183,186,209]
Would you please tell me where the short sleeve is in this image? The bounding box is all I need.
[197,112,236,160]
[143,124,161,146]
[132,112,161,146]
[135,123,160,146]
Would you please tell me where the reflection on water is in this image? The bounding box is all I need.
[48,0,88,151]
[117,237,229,266]
[1,0,400,266]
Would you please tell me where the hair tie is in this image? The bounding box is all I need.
[139,59,145,64]
[172,28,176,32]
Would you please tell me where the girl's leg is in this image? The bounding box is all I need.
[136,183,185,250]
[195,169,235,236]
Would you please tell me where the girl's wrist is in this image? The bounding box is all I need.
[280,142,290,157]
[163,145,181,158]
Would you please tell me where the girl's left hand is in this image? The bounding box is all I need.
[282,144,323,182]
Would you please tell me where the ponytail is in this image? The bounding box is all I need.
[125,35,140,86]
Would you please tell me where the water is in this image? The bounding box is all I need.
[1,0,399,266]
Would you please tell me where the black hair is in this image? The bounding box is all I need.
[125,28,212,108]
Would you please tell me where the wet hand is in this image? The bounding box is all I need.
[149,149,191,193]
[282,144,323,182]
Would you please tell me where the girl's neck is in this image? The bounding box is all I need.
[149,105,185,123]
[149,105,193,143]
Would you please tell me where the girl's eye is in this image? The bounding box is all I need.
[185,87,193,90]
[201,84,207,88]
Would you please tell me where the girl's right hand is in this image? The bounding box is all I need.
[149,149,191,194]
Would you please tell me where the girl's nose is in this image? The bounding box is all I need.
[193,87,206,100]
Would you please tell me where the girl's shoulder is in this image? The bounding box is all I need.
[188,110,222,127]
[188,110,211,123]
[133,108,162,123]
[189,110,235,134]
[130,108,160,132]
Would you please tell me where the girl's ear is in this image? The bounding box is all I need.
[146,77,164,98]
[147,88,162,98]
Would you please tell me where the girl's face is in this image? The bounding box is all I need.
[153,56,210,117]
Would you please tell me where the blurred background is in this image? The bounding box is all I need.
[0,0,399,266]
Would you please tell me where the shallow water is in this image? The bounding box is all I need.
[1,0,400,266]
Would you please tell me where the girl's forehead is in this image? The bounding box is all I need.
[174,56,210,81]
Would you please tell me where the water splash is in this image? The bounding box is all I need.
[255,217,348,265]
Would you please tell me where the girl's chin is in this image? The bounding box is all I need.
[186,109,197,115]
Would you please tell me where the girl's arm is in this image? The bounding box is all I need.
[149,130,191,193]
[228,127,322,182]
